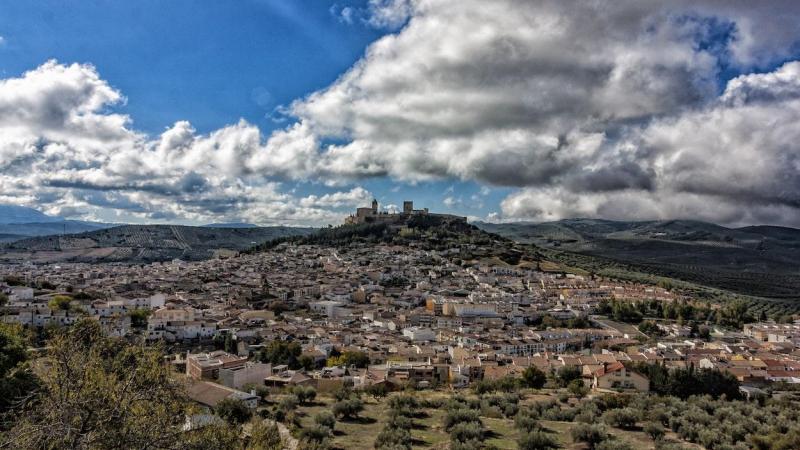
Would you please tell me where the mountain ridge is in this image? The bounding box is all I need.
[0,224,315,263]
[474,218,800,300]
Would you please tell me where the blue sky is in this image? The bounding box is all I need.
[1,1,799,227]
[0,0,380,134]
[0,0,506,223]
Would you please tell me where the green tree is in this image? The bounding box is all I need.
[366,382,389,399]
[0,323,38,415]
[215,398,253,426]
[257,340,302,369]
[522,366,547,389]
[555,365,581,387]
[568,379,589,398]
[129,308,151,328]
[47,295,72,311]
[326,350,370,368]
[313,411,336,431]
[571,423,608,449]
[3,319,199,449]
[644,421,665,441]
[290,385,317,405]
[332,397,363,420]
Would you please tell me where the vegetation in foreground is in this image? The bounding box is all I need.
[2,319,800,449]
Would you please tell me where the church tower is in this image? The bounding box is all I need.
[371,198,378,213]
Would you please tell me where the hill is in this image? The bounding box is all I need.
[0,205,62,224]
[0,224,315,263]
[475,219,800,300]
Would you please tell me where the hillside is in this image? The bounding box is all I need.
[476,219,800,300]
[0,224,315,263]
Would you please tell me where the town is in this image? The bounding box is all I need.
[1,202,798,449]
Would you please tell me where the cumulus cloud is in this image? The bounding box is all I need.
[281,0,800,226]
[0,61,370,226]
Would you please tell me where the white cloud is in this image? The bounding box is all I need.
[4,1,800,227]
[277,0,800,226]
[0,61,371,226]
[365,0,413,28]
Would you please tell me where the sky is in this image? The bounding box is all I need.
[0,0,799,227]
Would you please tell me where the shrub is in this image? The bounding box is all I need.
[214,398,252,425]
[571,423,608,449]
[332,397,364,419]
[568,379,589,398]
[374,427,412,450]
[595,440,634,450]
[518,430,558,450]
[278,394,299,412]
[291,385,317,404]
[366,383,389,399]
[449,421,485,443]
[644,421,665,441]
[313,411,336,431]
[602,407,639,430]
[514,412,541,433]
[300,424,332,443]
[443,408,480,431]
[388,394,419,411]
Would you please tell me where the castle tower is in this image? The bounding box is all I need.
[371,198,378,213]
[403,201,413,215]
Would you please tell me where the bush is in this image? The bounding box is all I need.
[374,427,412,450]
[388,394,419,411]
[449,421,485,443]
[301,424,332,442]
[366,383,389,399]
[332,397,364,419]
[644,421,665,441]
[518,430,558,450]
[278,394,299,412]
[291,385,317,404]
[214,398,252,425]
[314,411,336,431]
[571,423,608,449]
[515,412,541,433]
[595,440,634,450]
[602,408,639,430]
[444,408,480,431]
[568,379,589,398]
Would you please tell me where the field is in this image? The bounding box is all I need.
[281,389,697,450]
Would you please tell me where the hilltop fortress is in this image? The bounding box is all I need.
[345,199,467,225]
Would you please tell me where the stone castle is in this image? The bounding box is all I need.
[345,199,466,225]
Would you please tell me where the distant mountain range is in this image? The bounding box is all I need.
[0,205,63,224]
[0,205,115,241]
[475,218,800,300]
[1,224,315,263]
